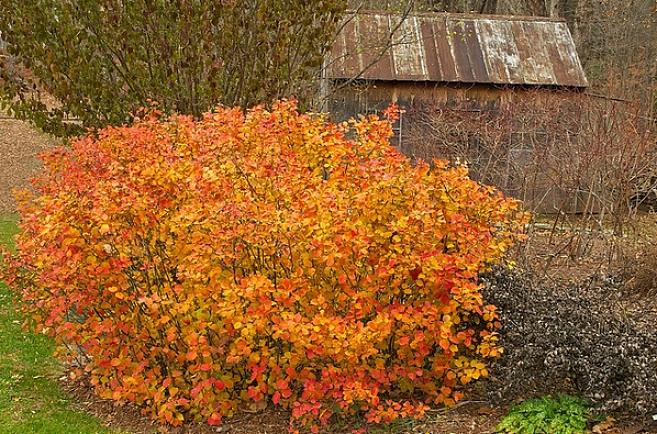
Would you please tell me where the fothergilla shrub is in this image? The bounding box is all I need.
[2,101,526,431]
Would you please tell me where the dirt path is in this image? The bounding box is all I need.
[0,112,55,213]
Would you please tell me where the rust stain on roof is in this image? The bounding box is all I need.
[327,12,588,87]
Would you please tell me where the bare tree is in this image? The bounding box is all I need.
[575,0,657,110]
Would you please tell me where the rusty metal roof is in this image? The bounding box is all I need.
[327,12,588,87]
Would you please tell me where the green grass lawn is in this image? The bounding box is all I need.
[0,215,123,434]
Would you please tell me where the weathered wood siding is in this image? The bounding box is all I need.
[328,81,597,213]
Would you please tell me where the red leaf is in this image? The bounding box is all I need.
[208,412,222,426]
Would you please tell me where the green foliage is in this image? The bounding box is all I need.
[496,395,591,434]
[0,0,346,136]
[0,217,18,252]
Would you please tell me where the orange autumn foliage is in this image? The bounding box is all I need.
[2,101,527,431]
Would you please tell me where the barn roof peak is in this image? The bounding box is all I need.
[327,11,588,88]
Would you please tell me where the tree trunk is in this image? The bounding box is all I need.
[479,0,499,13]
[559,0,579,41]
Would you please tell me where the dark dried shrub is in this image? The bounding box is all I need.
[482,268,657,415]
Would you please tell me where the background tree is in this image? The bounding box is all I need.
[575,0,657,109]
[0,0,346,136]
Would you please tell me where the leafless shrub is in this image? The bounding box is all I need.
[402,90,657,273]
[617,219,657,297]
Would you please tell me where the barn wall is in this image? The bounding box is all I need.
[327,81,597,214]
[328,81,509,120]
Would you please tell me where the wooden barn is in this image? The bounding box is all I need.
[325,12,588,111]
[324,12,594,213]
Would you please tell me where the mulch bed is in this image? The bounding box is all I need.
[60,374,503,434]
[61,372,657,434]
[61,375,290,433]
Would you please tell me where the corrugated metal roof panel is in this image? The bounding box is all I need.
[391,16,426,79]
[507,21,538,83]
[327,12,588,87]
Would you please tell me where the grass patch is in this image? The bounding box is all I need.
[0,215,123,434]
[0,216,18,250]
